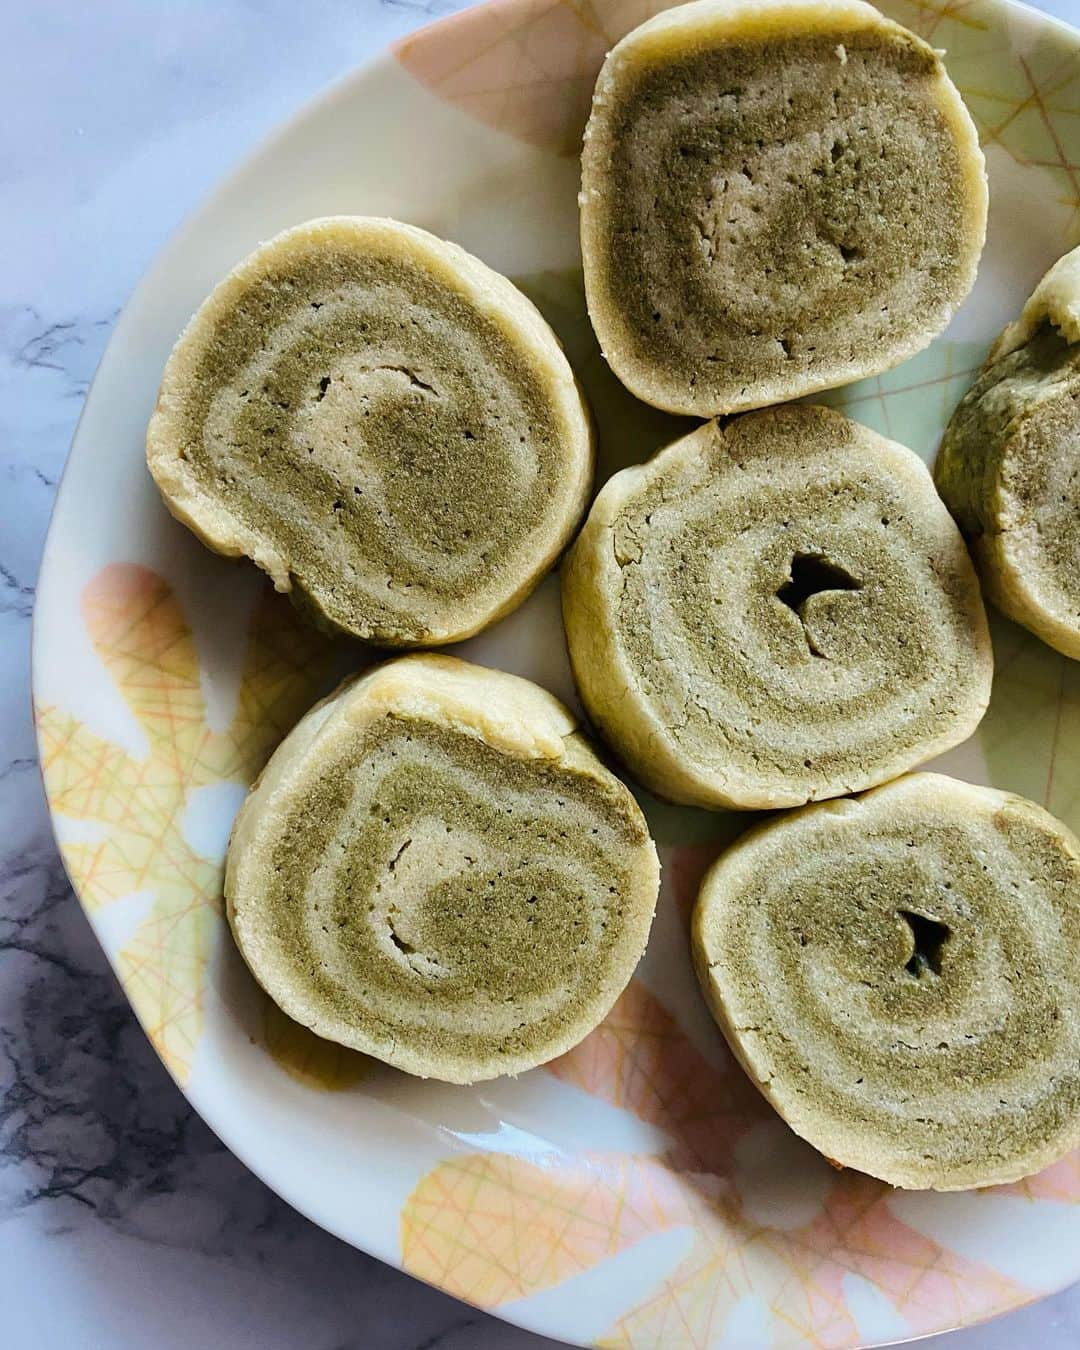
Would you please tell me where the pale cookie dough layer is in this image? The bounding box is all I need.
[580,0,986,416]
[226,655,659,1084]
[148,217,593,646]
[562,406,992,810]
[936,245,1080,659]
[692,773,1080,1190]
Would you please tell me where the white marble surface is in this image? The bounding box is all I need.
[4,2,1080,1347]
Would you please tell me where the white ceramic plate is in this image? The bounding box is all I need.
[34,1,1080,1345]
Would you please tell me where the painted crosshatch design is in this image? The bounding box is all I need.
[37,0,1080,1344]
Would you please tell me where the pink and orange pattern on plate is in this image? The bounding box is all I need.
[34,0,1080,1343]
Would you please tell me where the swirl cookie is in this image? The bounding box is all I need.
[936,246,1080,658]
[692,773,1080,1190]
[226,655,659,1083]
[147,217,593,646]
[562,406,992,810]
[580,0,987,415]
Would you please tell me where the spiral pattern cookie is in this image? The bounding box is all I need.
[580,0,986,416]
[692,773,1080,1190]
[561,406,992,810]
[936,245,1080,659]
[147,217,593,646]
[226,655,659,1083]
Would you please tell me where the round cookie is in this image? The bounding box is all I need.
[580,0,986,416]
[691,772,1080,1190]
[561,406,992,810]
[226,654,659,1083]
[147,217,593,646]
[936,245,1080,659]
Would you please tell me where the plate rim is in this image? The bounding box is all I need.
[32,1,1080,1345]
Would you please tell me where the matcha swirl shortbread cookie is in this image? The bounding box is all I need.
[936,245,1080,658]
[580,0,987,415]
[148,217,593,646]
[226,655,659,1083]
[562,406,992,810]
[692,773,1080,1190]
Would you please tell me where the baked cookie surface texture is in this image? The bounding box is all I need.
[580,0,987,415]
[226,655,660,1084]
[936,245,1080,658]
[562,406,992,809]
[148,217,593,646]
[692,772,1080,1190]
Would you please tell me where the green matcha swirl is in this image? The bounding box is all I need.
[692,773,1080,1189]
[148,218,592,646]
[936,244,1080,659]
[562,406,992,810]
[226,656,659,1083]
[580,0,986,415]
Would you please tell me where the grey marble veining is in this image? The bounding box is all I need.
[3,2,1079,1347]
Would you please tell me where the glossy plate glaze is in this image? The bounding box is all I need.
[33,1,1080,1345]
